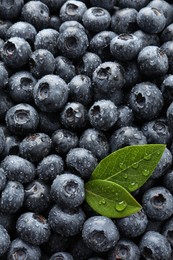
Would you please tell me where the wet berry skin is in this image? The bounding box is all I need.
[50,251,74,260]
[59,0,87,22]
[0,225,11,257]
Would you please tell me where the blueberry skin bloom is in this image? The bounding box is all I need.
[0,225,10,257]
[82,216,119,252]
[59,0,87,22]
[139,231,171,260]
[16,212,51,245]
[33,74,69,112]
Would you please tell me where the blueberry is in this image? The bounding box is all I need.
[92,61,125,93]
[90,0,115,11]
[0,0,24,20]
[137,7,166,34]
[111,8,138,34]
[110,33,142,61]
[37,154,64,182]
[49,15,61,31]
[68,74,92,106]
[16,212,51,245]
[76,52,102,78]
[0,127,5,154]
[50,252,74,260]
[5,103,39,136]
[33,74,69,112]
[0,20,12,40]
[0,62,8,89]
[48,204,86,237]
[139,231,171,260]
[6,21,37,46]
[21,1,50,31]
[8,71,37,104]
[38,111,61,135]
[161,23,173,43]
[54,56,76,83]
[24,180,50,213]
[19,133,52,163]
[79,128,109,160]
[110,126,147,152]
[82,216,119,252]
[59,0,87,22]
[138,46,169,77]
[116,0,150,11]
[134,29,160,49]
[162,217,173,247]
[39,0,66,12]
[52,129,78,155]
[51,173,85,208]
[160,74,173,102]
[1,155,36,183]
[93,88,124,107]
[59,20,85,33]
[115,105,134,128]
[0,168,6,191]
[142,186,173,221]
[163,170,173,193]
[166,101,173,132]
[34,29,59,56]
[58,27,89,59]
[1,131,20,158]
[0,212,14,233]
[69,237,93,260]
[0,225,10,257]
[8,238,41,260]
[2,37,31,68]
[88,99,118,131]
[116,209,148,238]
[66,147,97,180]
[82,7,111,32]
[123,61,141,89]
[129,82,164,121]
[60,102,88,131]
[108,239,140,260]
[89,31,116,61]
[0,181,24,213]
[29,49,55,79]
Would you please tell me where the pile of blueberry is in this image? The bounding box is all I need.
[1,0,173,259]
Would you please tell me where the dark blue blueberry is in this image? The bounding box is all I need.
[89,31,116,61]
[49,15,61,31]
[92,61,125,93]
[0,62,8,89]
[0,0,24,20]
[34,29,59,56]
[89,0,115,11]
[8,71,37,104]
[151,148,172,179]
[129,82,164,121]
[163,170,173,193]
[60,102,88,131]
[8,238,41,260]
[110,33,142,61]
[39,0,66,12]
[33,74,69,112]
[82,216,119,252]
[60,0,87,22]
[76,52,102,78]
[21,1,50,31]
[1,133,20,158]
[24,180,50,213]
[69,237,93,260]
[93,88,124,107]
[16,212,51,245]
[38,111,61,135]
[123,61,141,89]
[68,74,92,106]
[79,128,109,160]
[166,101,173,133]
[6,21,37,46]
[161,23,173,43]
[37,154,64,182]
[0,225,10,257]
[146,219,163,233]
[19,133,52,163]
[58,27,89,59]
[66,147,97,180]
[116,0,150,11]
[108,239,140,260]
[50,252,73,260]
[141,118,172,146]
[48,204,86,237]
[82,7,111,32]
[111,8,138,34]
[0,212,14,233]
[1,155,36,183]
[134,30,160,49]
[161,42,173,75]
[0,127,5,154]
[137,7,166,34]
[115,105,134,128]
[160,74,173,102]
[162,217,173,247]
[2,37,31,68]
[0,20,12,40]
[0,168,6,191]
[116,209,148,238]
[5,103,39,136]
[29,49,55,79]
[88,99,118,131]
[142,186,173,221]
[139,231,171,260]
[54,56,76,83]
[137,46,169,77]
[110,126,147,152]
[0,181,24,213]
[59,20,85,33]
[51,173,85,208]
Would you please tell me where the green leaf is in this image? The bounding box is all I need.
[90,144,166,192]
[85,179,142,218]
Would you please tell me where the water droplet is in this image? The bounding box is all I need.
[144,153,152,160]
[115,201,127,212]
[128,182,138,192]
[124,173,128,179]
[142,169,150,176]
[98,199,106,205]
[120,162,126,170]
[132,162,139,169]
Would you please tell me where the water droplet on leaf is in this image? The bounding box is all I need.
[142,169,150,176]
[132,162,139,169]
[144,153,151,160]
[115,201,127,212]
[128,182,138,192]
